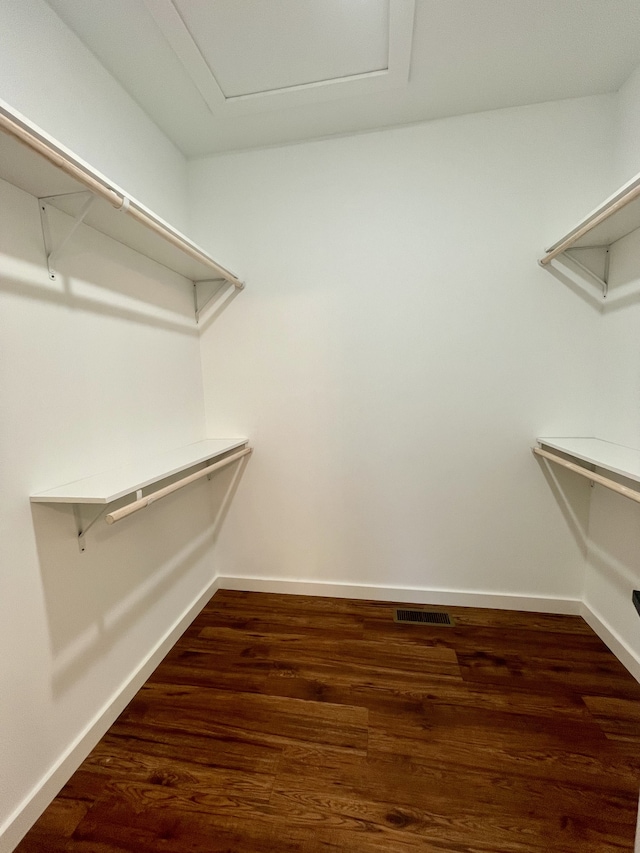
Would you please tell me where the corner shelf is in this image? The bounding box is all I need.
[534,437,640,504]
[0,100,243,302]
[539,172,640,296]
[31,438,252,550]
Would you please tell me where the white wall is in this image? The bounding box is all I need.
[0,0,188,229]
[0,181,217,852]
[582,64,640,679]
[191,96,614,604]
[0,3,222,850]
[615,63,640,187]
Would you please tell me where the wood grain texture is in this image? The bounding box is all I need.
[15,591,640,852]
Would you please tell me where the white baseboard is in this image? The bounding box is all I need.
[580,601,640,683]
[216,575,582,615]
[0,576,220,853]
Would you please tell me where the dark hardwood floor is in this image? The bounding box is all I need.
[16,591,640,852]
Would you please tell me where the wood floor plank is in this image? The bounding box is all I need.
[70,797,346,853]
[582,695,640,743]
[195,629,462,676]
[13,798,88,852]
[458,648,640,698]
[264,784,632,853]
[14,591,640,853]
[120,682,369,753]
[80,743,276,804]
[368,725,640,792]
[363,755,637,825]
[101,722,282,775]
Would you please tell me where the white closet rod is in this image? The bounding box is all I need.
[539,181,640,266]
[533,446,640,504]
[0,111,244,289]
[105,446,253,525]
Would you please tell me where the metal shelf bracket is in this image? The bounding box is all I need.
[72,488,144,552]
[73,503,106,553]
[39,191,96,281]
[194,278,228,322]
[563,247,610,298]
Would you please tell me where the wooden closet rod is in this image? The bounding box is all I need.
[540,181,640,266]
[533,446,640,504]
[105,446,253,525]
[0,111,244,289]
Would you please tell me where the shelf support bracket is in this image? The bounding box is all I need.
[564,247,610,298]
[194,278,228,322]
[39,192,95,281]
[73,503,107,553]
[73,486,146,551]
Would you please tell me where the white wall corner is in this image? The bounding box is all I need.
[615,61,640,185]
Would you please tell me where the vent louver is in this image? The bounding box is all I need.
[394,609,454,626]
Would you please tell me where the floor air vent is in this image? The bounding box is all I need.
[394,609,454,626]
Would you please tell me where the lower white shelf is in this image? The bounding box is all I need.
[30,438,249,505]
[536,437,640,484]
[535,436,640,506]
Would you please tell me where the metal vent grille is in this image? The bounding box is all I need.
[394,609,454,626]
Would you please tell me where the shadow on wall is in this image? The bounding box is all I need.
[31,456,251,699]
[581,489,640,669]
[0,269,198,336]
[534,457,592,559]
[542,261,607,310]
[196,278,241,329]
[587,538,640,599]
[0,198,240,334]
[601,228,640,314]
[586,488,640,596]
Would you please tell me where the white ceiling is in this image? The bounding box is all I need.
[44,0,640,159]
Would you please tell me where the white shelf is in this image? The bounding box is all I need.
[0,100,242,286]
[536,437,640,484]
[541,172,640,264]
[30,438,248,505]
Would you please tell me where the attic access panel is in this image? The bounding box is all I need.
[175,0,390,97]
[143,0,415,112]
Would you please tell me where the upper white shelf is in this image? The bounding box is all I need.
[540,172,640,266]
[0,100,243,288]
[30,438,248,505]
[536,437,640,484]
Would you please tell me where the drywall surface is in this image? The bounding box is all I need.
[615,62,640,185]
[0,0,188,230]
[0,5,221,844]
[191,96,613,601]
[584,61,640,673]
[0,177,214,848]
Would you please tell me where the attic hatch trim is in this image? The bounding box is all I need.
[142,0,415,116]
